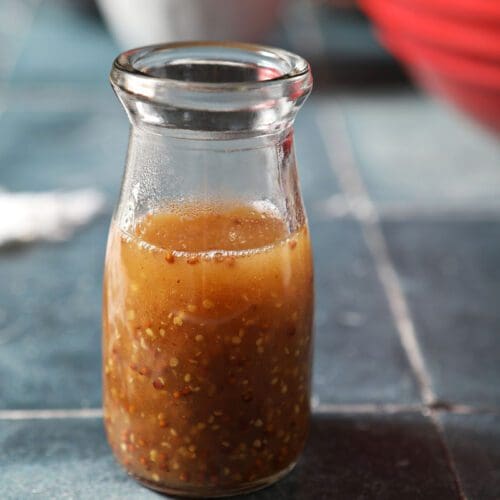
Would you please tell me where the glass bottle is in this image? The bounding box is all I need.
[103,41,314,498]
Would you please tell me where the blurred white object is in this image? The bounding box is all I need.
[96,0,286,48]
[0,188,105,247]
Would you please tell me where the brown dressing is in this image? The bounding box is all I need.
[103,203,313,492]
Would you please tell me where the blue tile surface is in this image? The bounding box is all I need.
[0,109,127,195]
[0,412,458,500]
[383,220,500,407]
[0,417,149,500]
[441,413,500,500]
[339,94,500,206]
[0,216,109,409]
[9,0,118,84]
[311,217,420,404]
[295,100,341,208]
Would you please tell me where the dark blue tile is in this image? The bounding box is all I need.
[0,417,157,500]
[311,218,420,404]
[340,93,500,206]
[10,0,118,83]
[0,109,127,195]
[441,413,500,500]
[383,220,500,406]
[0,412,458,500]
[0,216,109,409]
[246,412,458,500]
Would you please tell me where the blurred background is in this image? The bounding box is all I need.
[1,1,500,498]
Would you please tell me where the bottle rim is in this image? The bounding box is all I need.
[110,41,312,106]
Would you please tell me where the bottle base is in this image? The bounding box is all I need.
[133,460,297,498]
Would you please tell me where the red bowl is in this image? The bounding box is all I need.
[395,0,500,25]
[359,0,500,132]
[379,30,500,91]
[409,66,500,134]
[360,0,500,61]
[379,30,500,132]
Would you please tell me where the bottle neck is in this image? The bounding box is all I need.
[115,124,305,236]
[114,85,302,139]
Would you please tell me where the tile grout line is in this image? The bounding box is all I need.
[317,402,500,416]
[428,411,468,500]
[315,102,468,500]
[0,402,499,421]
[0,404,423,421]
[317,196,500,221]
[314,403,423,414]
[373,203,500,221]
[0,408,103,420]
[315,103,436,407]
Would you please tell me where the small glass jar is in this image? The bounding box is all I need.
[103,42,314,498]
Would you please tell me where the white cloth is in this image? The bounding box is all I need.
[0,187,106,246]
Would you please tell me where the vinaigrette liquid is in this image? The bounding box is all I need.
[103,203,314,496]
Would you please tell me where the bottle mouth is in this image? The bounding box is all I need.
[110,41,312,134]
[112,41,311,95]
